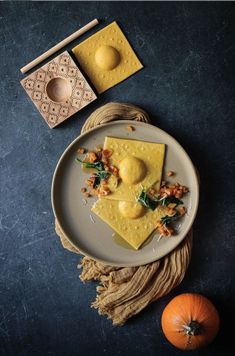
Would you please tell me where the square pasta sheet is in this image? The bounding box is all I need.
[103,137,165,202]
[72,22,143,93]
[92,199,168,250]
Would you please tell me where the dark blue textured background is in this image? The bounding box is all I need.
[0,2,235,355]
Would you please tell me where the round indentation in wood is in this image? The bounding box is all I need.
[46,77,72,102]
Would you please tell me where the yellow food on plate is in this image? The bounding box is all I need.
[103,137,165,201]
[92,199,169,250]
[75,134,189,249]
[72,22,143,94]
[118,201,146,219]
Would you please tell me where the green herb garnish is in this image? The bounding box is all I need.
[75,158,104,171]
[161,196,183,207]
[161,212,180,226]
[92,171,110,188]
[137,191,158,210]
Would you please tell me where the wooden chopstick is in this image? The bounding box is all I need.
[20,18,99,74]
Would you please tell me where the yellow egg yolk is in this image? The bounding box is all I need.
[118,201,146,219]
[119,156,146,185]
[95,45,120,70]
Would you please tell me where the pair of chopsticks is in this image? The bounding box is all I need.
[20,19,99,74]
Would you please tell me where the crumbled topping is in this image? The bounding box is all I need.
[127,125,135,132]
[167,170,174,177]
[77,147,86,154]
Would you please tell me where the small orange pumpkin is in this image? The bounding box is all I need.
[161,293,220,350]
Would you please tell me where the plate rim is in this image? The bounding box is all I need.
[51,120,199,266]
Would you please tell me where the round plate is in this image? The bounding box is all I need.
[51,120,199,267]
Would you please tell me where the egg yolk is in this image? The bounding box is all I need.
[119,156,146,185]
[118,201,146,219]
[95,45,120,70]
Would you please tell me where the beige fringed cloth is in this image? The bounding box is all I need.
[55,103,193,325]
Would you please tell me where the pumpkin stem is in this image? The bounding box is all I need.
[183,320,202,336]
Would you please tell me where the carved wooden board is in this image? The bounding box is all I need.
[21,51,97,128]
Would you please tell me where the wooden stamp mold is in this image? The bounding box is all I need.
[21,51,97,128]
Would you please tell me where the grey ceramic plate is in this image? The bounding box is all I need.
[51,120,199,267]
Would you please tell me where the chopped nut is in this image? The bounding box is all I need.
[168,203,177,209]
[182,186,189,193]
[127,125,135,132]
[84,192,90,198]
[156,222,173,237]
[167,170,174,177]
[178,206,186,216]
[102,158,109,165]
[98,186,111,197]
[81,187,87,193]
[102,149,113,159]
[77,147,85,154]
[109,165,119,176]
[175,190,183,199]
[86,178,94,187]
[155,221,162,229]
[166,208,176,216]
[159,181,189,200]
[100,180,108,187]
[85,151,97,163]
[165,188,173,196]
[163,225,174,237]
